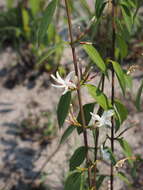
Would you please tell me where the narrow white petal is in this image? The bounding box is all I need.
[101,146,110,160]
[51,74,61,84]
[105,119,112,127]
[100,118,106,126]
[51,84,64,88]
[62,87,69,95]
[90,112,101,121]
[65,71,75,82]
[67,81,76,88]
[56,71,65,84]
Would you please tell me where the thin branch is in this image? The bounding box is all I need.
[64,0,92,188]
[93,74,105,189]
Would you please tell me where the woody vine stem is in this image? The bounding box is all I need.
[64,0,92,188]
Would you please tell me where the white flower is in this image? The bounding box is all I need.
[51,71,76,95]
[90,110,114,128]
[100,145,110,161]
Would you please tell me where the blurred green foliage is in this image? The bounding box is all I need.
[0,0,63,72]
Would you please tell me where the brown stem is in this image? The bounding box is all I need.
[64,0,92,188]
[23,0,28,9]
[110,0,116,189]
[93,74,105,189]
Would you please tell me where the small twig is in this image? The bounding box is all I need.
[115,127,133,139]
[71,16,96,45]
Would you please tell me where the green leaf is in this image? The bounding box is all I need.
[77,103,95,134]
[122,0,137,8]
[111,61,126,95]
[121,4,133,33]
[124,72,132,89]
[97,175,106,189]
[22,8,30,37]
[6,0,14,9]
[60,126,76,144]
[116,34,128,59]
[95,0,106,19]
[38,0,58,44]
[29,0,40,16]
[135,80,143,111]
[80,0,91,15]
[57,92,71,128]
[83,45,107,73]
[114,99,128,131]
[117,172,131,185]
[70,147,86,171]
[64,171,82,190]
[86,84,112,110]
[37,43,63,65]
[116,19,130,42]
[118,139,133,165]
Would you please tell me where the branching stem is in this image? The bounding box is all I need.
[64,0,92,188]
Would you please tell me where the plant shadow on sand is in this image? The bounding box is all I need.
[0,118,59,190]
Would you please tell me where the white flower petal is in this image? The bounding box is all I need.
[101,145,110,161]
[51,84,65,88]
[62,87,69,95]
[105,119,112,127]
[56,71,65,84]
[65,71,75,82]
[51,74,62,84]
[67,81,76,88]
[102,110,114,119]
[50,71,76,95]
[90,112,101,121]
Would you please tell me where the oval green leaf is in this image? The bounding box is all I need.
[57,91,71,128]
[64,171,82,190]
[86,84,112,110]
[83,44,107,73]
[118,139,133,165]
[114,99,128,131]
[60,126,76,144]
[111,61,126,95]
[70,146,86,171]
[116,34,128,59]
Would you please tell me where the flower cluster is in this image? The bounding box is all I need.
[90,110,114,128]
[51,71,76,95]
